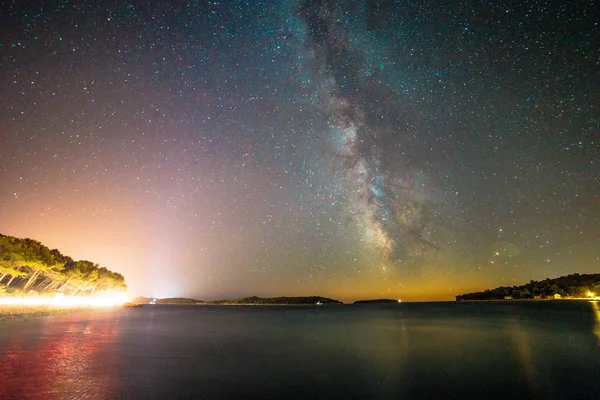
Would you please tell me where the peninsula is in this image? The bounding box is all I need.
[456,273,600,301]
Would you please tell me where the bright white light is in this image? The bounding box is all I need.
[0,293,130,307]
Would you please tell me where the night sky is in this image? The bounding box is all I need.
[1,0,598,301]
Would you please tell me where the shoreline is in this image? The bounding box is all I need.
[0,305,97,322]
[456,298,599,302]
[187,303,336,306]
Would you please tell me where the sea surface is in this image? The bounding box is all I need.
[1,301,599,399]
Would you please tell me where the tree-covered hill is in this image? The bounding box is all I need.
[0,233,126,296]
[456,273,600,301]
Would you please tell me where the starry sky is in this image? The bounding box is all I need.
[0,0,598,301]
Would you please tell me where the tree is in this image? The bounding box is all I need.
[0,233,127,296]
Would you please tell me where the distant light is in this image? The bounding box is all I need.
[397,299,402,303]
[588,291,595,298]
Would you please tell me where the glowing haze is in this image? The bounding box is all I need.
[0,1,598,302]
[0,293,130,307]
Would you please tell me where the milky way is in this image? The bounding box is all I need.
[0,0,598,300]
[299,0,457,270]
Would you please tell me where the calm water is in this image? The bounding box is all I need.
[1,301,599,400]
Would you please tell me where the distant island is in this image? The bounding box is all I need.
[0,233,126,297]
[456,273,600,301]
[133,296,342,305]
[133,297,199,305]
[354,299,399,304]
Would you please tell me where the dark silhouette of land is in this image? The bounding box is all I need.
[353,299,399,304]
[133,296,342,305]
[456,273,600,301]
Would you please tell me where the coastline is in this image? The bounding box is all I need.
[456,298,599,302]
[0,305,91,322]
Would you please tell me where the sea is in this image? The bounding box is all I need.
[1,301,599,400]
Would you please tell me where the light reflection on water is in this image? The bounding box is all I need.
[592,301,600,344]
[1,302,599,399]
[0,310,120,400]
[504,314,539,393]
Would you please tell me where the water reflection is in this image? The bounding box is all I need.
[0,311,121,400]
[505,316,539,393]
[1,304,600,399]
[592,301,600,345]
